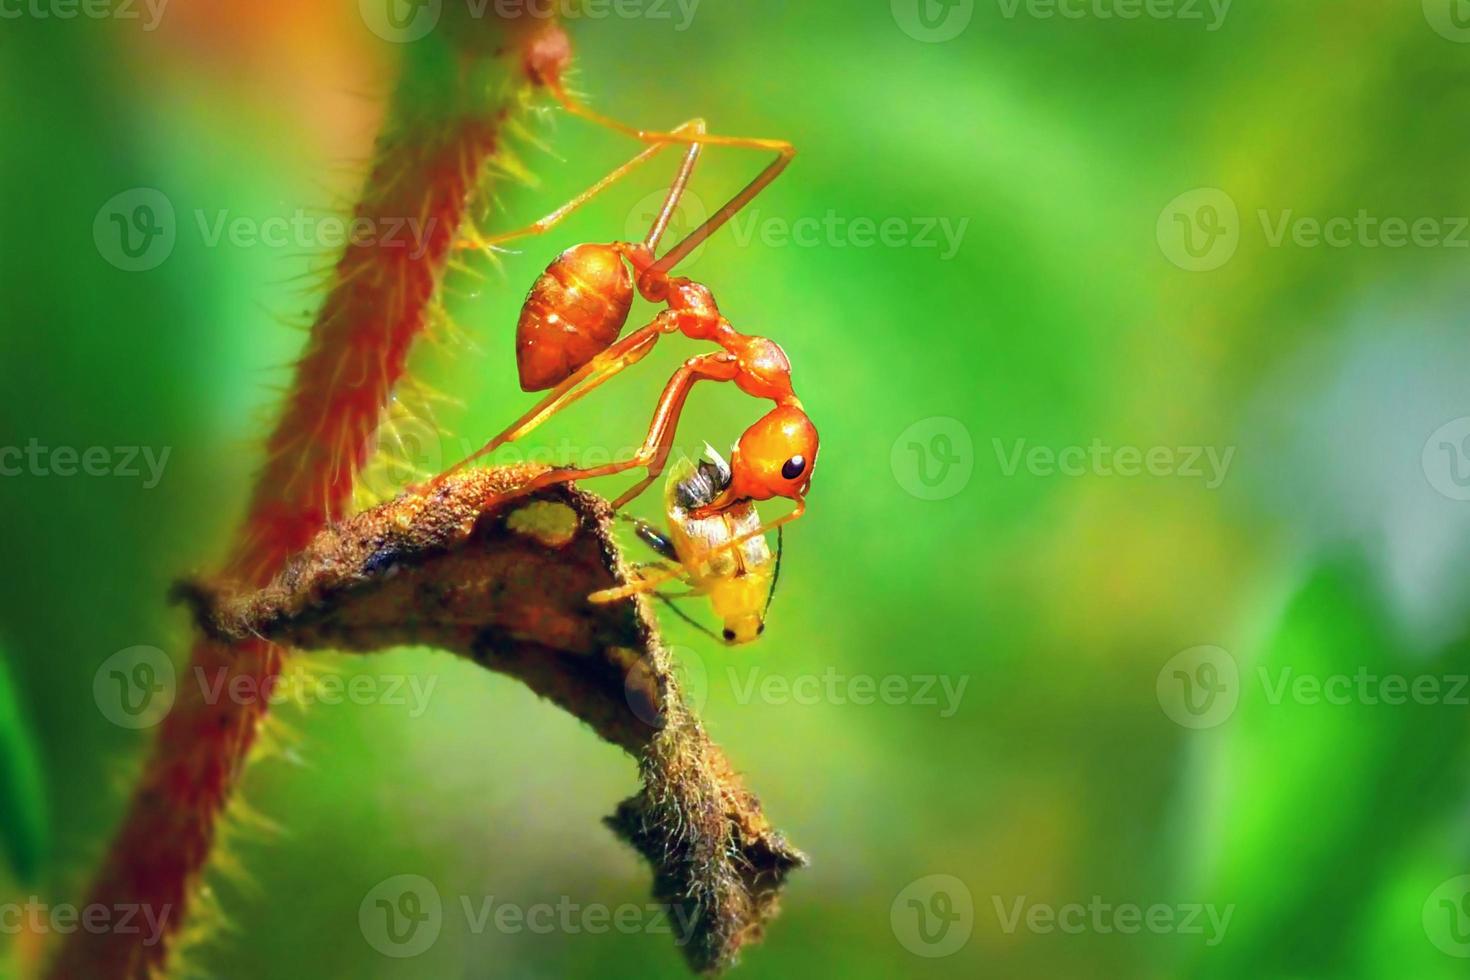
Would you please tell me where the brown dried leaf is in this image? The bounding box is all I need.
[175,464,805,973]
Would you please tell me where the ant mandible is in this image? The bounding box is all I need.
[437,76,818,544]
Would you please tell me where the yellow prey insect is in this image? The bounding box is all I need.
[591,447,782,645]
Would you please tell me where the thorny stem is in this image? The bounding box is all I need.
[48,18,570,980]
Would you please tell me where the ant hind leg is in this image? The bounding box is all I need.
[457,118,707,257]
[543,80,796,277]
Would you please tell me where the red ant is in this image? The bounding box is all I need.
[438,78,818,547]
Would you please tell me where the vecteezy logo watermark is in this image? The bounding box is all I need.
[1157,188,1239,272]
[93,646,176,730]
[360,875,444,958]
[891,417,975,501]
[992,896,1234,945]
[625,186,711,269]
[891,875,974,957]
[1424,0,1470,43]
[995,0,1231,29]
[359,876,700,957]
[624,646,709,727]
[993,438,1235,488]
[0,441,171,488]
[0,0,170,30]
[1156,645,1238,729]
[1422,417,1470,501]
[94,188,176,272]
[892,0,974,42]
[359,414,446,500]
[359,0,441,42]
[1425,875,1470,957]
[0,899,172,945]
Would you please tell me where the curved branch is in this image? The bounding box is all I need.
[179,466,806,973]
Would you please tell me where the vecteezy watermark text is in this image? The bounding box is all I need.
[94,645,440,729]
[992,895,1234,945]
[1157,645,1470,731]
[358,875,698,958]
[94,187,446,272]
[726,209,969,260]
[623,652,969,727]
[728,667,968,717]
[194,209,442,259]
[0,0,169,30]
[0,441,170,488]
[995,0,1231,30]
[0,899,172,946]
[1258,666,1470,707]
[993,438,1235,488]
[193,667,439,718]
[1159,187,1470,271]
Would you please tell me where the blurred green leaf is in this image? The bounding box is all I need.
[0,647,47,884]
[1193,553,1470,979]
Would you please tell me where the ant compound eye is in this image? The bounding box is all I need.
[757,623,766,635]
[781,455,806,481]
[722,628,737,642]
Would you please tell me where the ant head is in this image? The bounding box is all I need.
[728,405,818,503]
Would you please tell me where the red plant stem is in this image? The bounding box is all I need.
[48,21,570,980]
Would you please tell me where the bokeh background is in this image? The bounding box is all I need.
[6,1,1470,977]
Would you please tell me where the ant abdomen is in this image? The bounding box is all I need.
[515,242,633,391]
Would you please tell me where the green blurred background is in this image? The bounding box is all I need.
[6,1,1470,977]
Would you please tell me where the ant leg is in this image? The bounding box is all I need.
[435,322,666,482]
[668,498,807,572]
[590,577,724,642]
[607,352,743,507]
[588,563,693,604]
[608,472,665,511]
[643,133,701,252]
[651,145,793,275]
[718,498,805,554]
[544,81,795,276]
[517,352,739,503]
[456,119,706,255]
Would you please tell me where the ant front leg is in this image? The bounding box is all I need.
[435,319,668,484]
[588,561,692,604]
[648,498,806,578]
[516,352,740,505]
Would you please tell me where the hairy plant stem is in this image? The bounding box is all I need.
[48,20,563,979]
